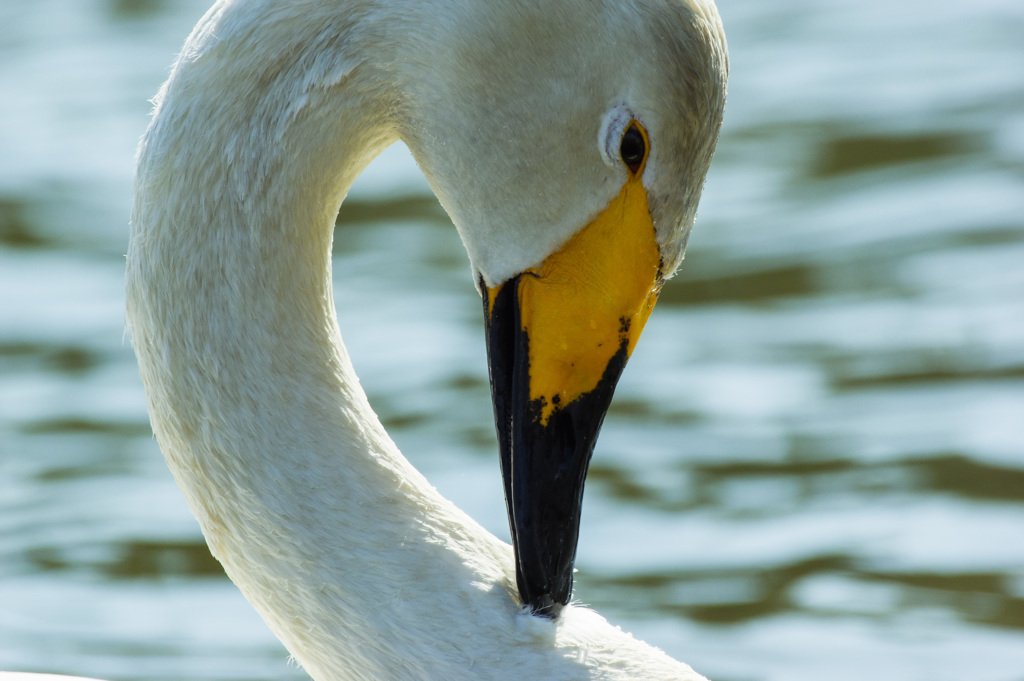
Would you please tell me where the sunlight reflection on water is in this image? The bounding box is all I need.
[2,1,1023,680]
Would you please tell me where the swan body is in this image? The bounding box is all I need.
[11,0,727,679]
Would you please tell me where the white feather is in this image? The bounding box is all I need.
[8,0,727,679]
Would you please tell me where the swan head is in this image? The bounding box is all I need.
[397,0,729,616]
[128,0,727,639]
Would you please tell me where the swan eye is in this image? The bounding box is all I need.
[619,124,646,173]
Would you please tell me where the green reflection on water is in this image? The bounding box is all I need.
[811,132,984,178]
[0,196,48,248]
[589,454,1024,513]
[581,556,1024,630]
[336,196,448,228]
[108,0,165,20]
[21,418,152,437]
[28,540,226,579]
[662,264,819,304]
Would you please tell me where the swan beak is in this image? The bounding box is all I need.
[482,176,662,617]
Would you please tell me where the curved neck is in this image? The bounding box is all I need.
[126,2,704,680]
[127,3,516,678]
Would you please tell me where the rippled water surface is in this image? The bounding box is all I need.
[2,1,1023,680]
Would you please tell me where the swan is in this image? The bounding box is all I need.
[5,0,727,679]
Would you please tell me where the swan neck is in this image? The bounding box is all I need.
[126,5,517,678]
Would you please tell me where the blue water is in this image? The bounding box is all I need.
[2,1,1023,680]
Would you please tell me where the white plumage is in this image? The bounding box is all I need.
[6,0,727,679]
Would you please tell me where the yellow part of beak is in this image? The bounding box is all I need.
[488,172,663,426]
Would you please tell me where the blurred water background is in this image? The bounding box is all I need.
[2,0,1023,679]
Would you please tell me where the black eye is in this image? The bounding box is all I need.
[620,124,646,173]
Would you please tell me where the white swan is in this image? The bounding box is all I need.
[5,0,727,679]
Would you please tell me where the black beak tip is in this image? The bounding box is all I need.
[525,592,564,619]
[484,273,628,624]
